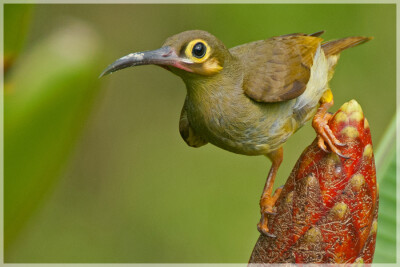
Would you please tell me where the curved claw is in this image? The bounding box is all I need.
[335,142,347,147]
[257,223,277,238]
[258,185,282,237]
[315,122,350,158]
[313,102,349,159]
[337,151,351,159]
[317,136,329,153]
[263,231,276,238]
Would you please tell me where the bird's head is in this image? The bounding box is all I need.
[99,30,230,79]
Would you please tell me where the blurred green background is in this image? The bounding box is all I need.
[4,4,396,263]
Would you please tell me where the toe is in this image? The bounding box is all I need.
[316,122,350,158]
[257,221,276,237]
[264,210,277,215]
[318,136,328,152]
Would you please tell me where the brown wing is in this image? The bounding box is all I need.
[179,102,208,148]
[230,33,323,103]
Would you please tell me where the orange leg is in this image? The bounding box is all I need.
[257,147,283,237]
[312,89,348,158]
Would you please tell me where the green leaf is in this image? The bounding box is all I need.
[5,21,103,252]
[4,4,33,71]
[373,111,396,263]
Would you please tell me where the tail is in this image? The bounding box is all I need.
[322,36,373,56]
[321,36,372,81]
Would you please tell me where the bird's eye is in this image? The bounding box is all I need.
[185,39,210,63]
[192,42,206,58]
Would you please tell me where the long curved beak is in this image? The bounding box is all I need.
[99,46,191,78]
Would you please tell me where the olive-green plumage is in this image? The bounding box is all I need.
[100,30,371,236]
[158,30,369,156]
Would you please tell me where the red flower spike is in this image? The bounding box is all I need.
[249,100,378,264]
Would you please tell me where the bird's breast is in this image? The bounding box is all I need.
[185,84,299,155]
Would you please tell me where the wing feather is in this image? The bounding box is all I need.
[230,32,323,103]
[179,102,208,148]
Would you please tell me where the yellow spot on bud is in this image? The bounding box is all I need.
[350,173,365,191]
[341,126,359,138]
[363,144,373,158]
[371,219,378,235]
[286,191,293,204]
[349,111,363,122]
[364,118,370,129]
[306,174,318,187]
[331,202,348,220]
[355,257,364,264]
[334,111,348,123]
[304,227,322,243]
[341,99,362,114]
[340,102,349,111]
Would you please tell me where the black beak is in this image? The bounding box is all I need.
[99,46,191,78]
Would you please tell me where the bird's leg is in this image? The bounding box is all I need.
[257,147,283,237]
[312,89,348,158]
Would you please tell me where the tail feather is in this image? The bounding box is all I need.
[309,30,325,37]
[322,36,373,56]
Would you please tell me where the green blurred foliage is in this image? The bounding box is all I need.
[4,4,395,263]
[374,113,396,263]
[4,4,33,70]
[5,10,103,256]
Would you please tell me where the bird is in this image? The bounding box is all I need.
[100,30,371,237]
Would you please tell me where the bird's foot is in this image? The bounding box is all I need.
[312,112,349,159]
[257,186,283,237]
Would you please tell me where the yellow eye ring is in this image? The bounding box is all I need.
[185,39,211,63]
